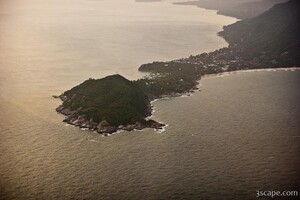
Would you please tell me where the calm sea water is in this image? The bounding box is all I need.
[0,0,299,199]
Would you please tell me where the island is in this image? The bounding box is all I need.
[55,0,299,135]
[55,75,165,135]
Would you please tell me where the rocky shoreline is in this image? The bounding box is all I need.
[53,76,201,136]
[54,0,299,136]
[54,95,165,136]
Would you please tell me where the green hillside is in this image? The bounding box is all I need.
[61,74,149,126]
[219,0,300,65]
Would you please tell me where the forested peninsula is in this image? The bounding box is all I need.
[55,0,299,135]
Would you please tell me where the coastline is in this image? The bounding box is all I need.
[203,67,300,78]
[55,96,165,136]
[134,2,238,133]
[173,1,242,20]
[172,0,289,20]
[54,1,232,136]
[55,1,299,136]
[55,55,299,136]
[144,67,299,129]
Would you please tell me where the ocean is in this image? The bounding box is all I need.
[0,0,299,199]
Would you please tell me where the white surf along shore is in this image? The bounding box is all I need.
[63,2,300,136]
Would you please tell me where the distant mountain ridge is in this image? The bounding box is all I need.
[219,0,300,65]
[174,0,288,19]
